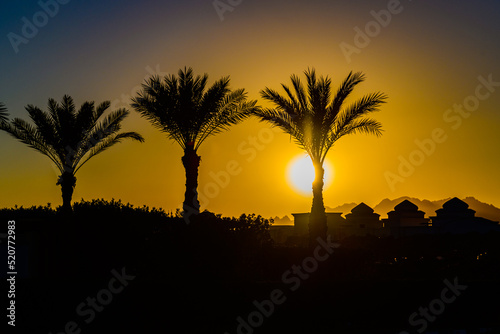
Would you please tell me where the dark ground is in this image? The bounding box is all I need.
[1,201,499,334]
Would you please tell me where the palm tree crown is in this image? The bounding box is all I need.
[132,67,257,150]
[253,68,387,244]
[131,67,258,218]
[0,95,144,211]
[256,69,386,165]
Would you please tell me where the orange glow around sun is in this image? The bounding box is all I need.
[286,154,334,196]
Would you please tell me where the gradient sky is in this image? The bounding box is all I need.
[1,0,500,218]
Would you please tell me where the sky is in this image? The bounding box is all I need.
[1,0,500,218]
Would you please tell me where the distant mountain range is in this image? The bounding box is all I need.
[272,197,500,225]
[272,215,293,225]
[327,196,500,222]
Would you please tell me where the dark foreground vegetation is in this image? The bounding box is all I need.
[1,200,499,333]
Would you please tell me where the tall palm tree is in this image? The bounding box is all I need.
[0,95,144,213]
[131,67,258,219]
[253,69,387,244]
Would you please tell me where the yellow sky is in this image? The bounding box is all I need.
[1,1,500,217]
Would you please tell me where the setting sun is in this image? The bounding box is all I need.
[287,154,334,195]
[1,1,499,332]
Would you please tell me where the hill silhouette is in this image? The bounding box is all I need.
[272,215,293,225]
[325,202,358,214]
[328,196,500,222]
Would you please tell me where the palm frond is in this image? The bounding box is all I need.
[47,98,60,127]
[334,92,387,135]
[98,108,129,134]
[323,71,365,128]
[261,87,301,120]
[252,107,309,155]
[193,76,231,139]
[2,118,64,171]
[57,95,77,136]
[132,75,190,148]
[291,74,308,112]
[72,108,130,165]
[195,88,251,149]
[74,101,97,139]
[131,77,166,130]
[322,117,383,163]
[279,84,303,117]
[0,102,8,123]
[342,118,384,137]
[344,92,388,117]
[26,105,59,149]
[74,131,144,173]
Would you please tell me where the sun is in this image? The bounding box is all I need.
[286,154,334,195]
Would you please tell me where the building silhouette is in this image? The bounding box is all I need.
[383,199,430,237]
[291,212,344,245]
[430,197,500,234]
[277,197,500,244]
[339,202,383,238]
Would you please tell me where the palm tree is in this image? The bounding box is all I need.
[131,67,258,219]
[0,95,144,213]
[253,69,387,245]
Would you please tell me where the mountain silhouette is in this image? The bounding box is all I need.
[328,196,500,222]
[326,202,358,214]
[272,215,293,225]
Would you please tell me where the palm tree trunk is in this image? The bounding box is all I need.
[182,143,201,218]
[309,161,327,246]
[58,172,77,214]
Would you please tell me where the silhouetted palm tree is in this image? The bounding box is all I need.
[0,95,144,213]
[253,69,387,244]
[131,67,258,218]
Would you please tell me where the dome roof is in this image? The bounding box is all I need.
[442,197,469,211]
[351,202,374,214]
[394,199,418,212]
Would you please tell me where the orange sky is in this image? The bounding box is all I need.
[1,0,500,218]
